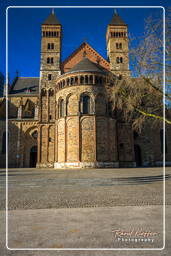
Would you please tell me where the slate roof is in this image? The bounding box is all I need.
[42,12,61,25]
[9,77,39,95]
[109,11,127,26]
[68,57,108,74]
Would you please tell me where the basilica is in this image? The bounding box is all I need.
[0,10,170,168]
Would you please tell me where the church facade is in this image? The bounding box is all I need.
[0,10,170,168]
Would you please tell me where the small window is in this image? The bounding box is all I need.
[48,74,52,80]
[51,57,53,64]
[119,43,122,49]
[49,115,52,120]
[51,43,54,49]
[120,57,123,63]
[47,57,50,64]
[116,57,120,63]
[47,43,50,49]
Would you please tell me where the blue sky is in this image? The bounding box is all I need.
[0,0,170,83]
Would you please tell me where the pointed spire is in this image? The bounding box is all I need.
[109,10,127,26]
[42,10,61,25]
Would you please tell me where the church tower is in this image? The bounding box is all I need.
[40,9,62,89]
[106,10,130,77]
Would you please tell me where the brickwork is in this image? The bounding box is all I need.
[0,11,170,169]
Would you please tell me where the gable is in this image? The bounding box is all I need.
[62,42,110,73]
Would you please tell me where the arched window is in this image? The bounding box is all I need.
[51,43,54,49]
[82,95,90,114]
[116,43,119,49]
[49,89,54,97]
[41,89,46,96]
[47,43,51,49]
[120,57,123,63]
[95,76,99,84]
[1,132,7,154]
[75,77,78,85]
[89,75,93,84]
[85,76,88,84]
[59,99,64,117]
[47,57,50,64]
[80,76,84,84]
[67,79,70,86]
[116,57,120,63]
[51,57,53,64]
[71,77,74,85]
[119,43,122,49]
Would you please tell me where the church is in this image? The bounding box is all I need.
[0,10,170,168]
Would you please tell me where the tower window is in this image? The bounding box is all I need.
[116,43,122,49]
[116,57,123,63]
[47,43,54,50]
[47,43,51,49]
[47,58,54,64]
[48,74,52,80]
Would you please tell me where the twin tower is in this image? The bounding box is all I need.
[40,9,130,88]
[37,10,134,168]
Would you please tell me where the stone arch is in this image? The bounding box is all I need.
[79,92,94,114]
[66,93,78,116]
[80,117,95,162]
[23,126,38,167]
[22,99,35,119]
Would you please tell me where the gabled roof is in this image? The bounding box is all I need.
[42,11,61,25]
[9,77,39,96]
[62,42,110,73]
[69,57,108,74]
[109,10,127,26]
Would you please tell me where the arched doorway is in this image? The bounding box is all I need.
[134,144,142,167]
[30,145,37,167]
